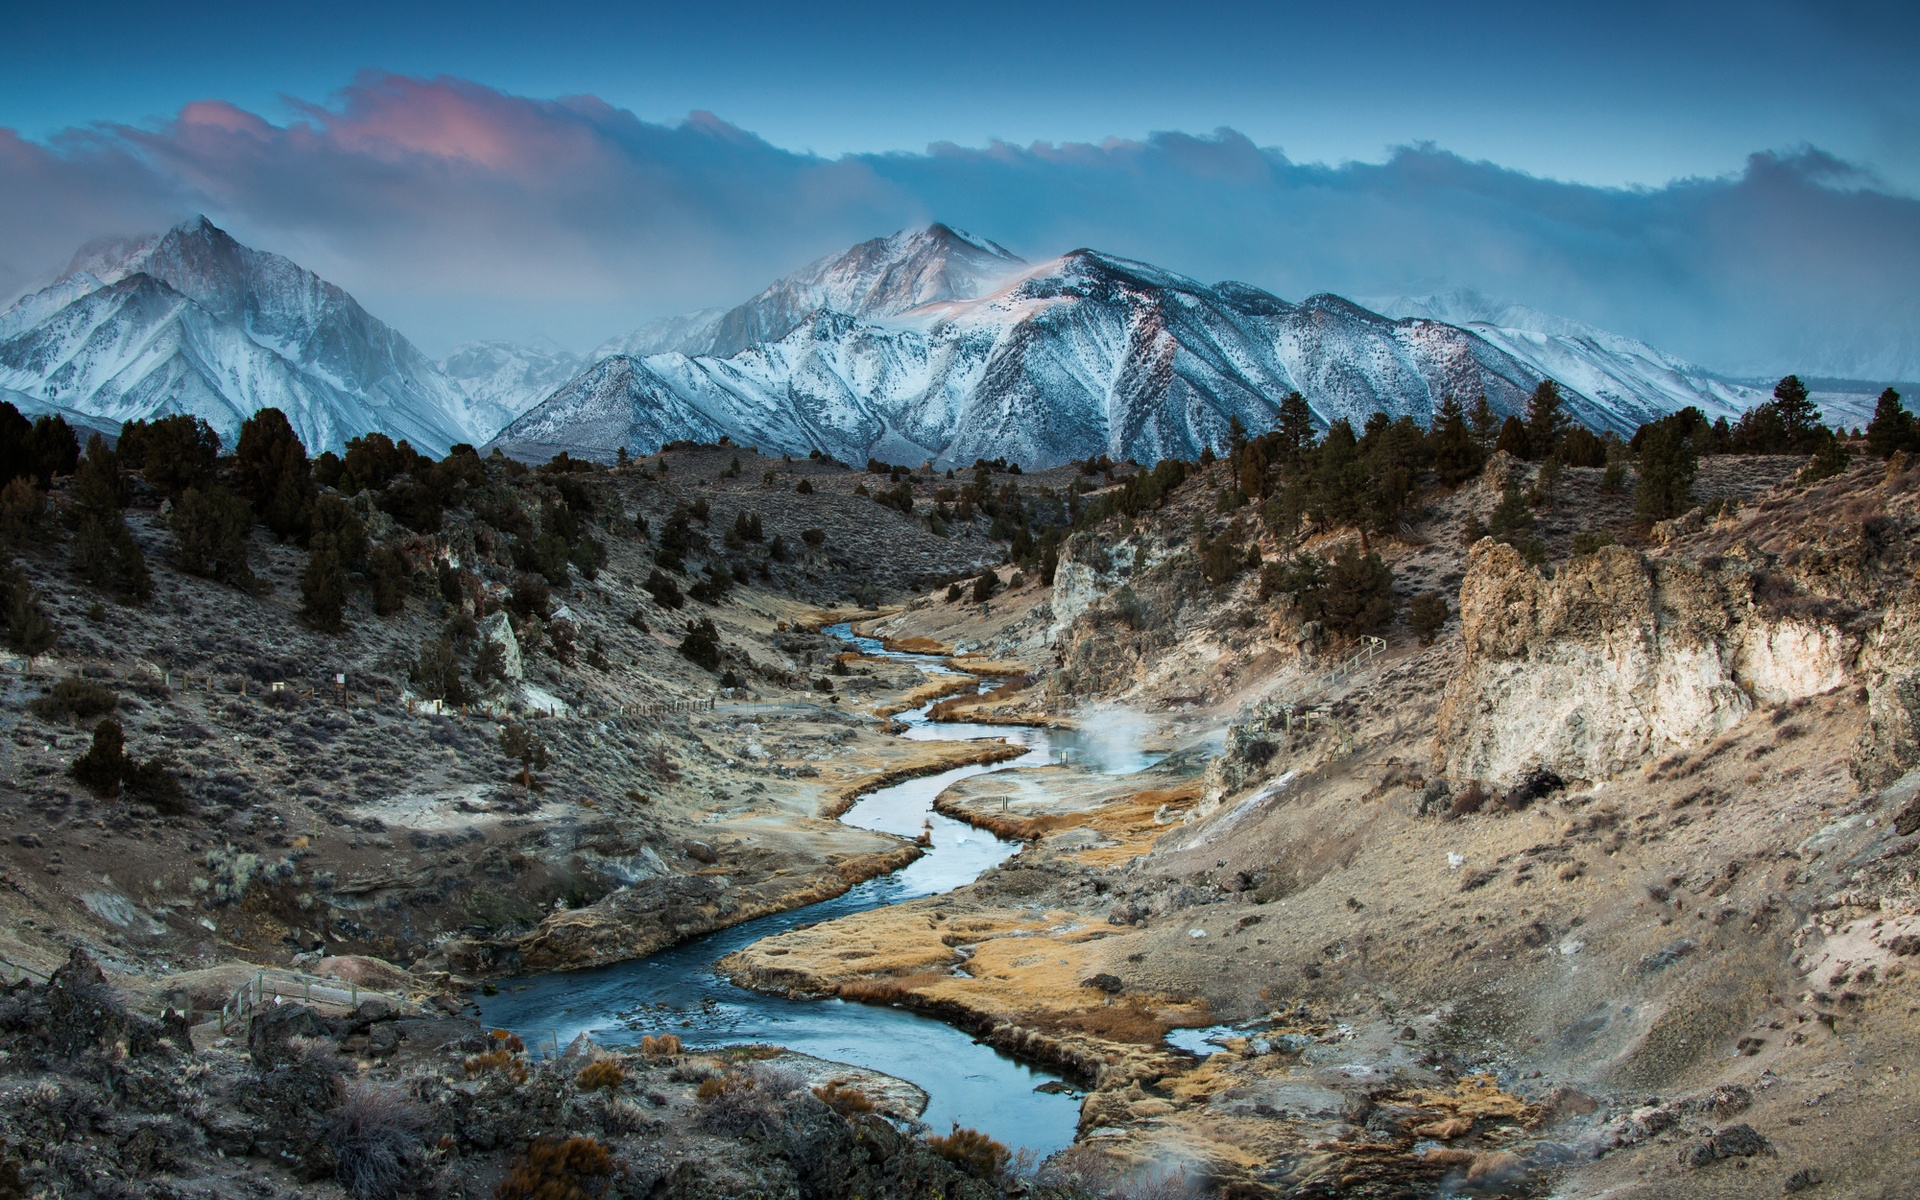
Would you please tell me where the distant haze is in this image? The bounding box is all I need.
[2,73,1917,381]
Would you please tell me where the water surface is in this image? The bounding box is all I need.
[481,624,1137,1155]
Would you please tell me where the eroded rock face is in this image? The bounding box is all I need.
[479,610,524,681]
[1858,584,1920,787]
[1436,540,1856,785]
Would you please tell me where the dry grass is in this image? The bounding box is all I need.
[496,1136,617,1200]
[327,1080,425,1200]
[1024,997,1202,1045]
[575,1060,625,1092]
[836,971,953,1004]
[813,1080,876,1116]
[637,1033,681,1058]
[927,1125,1010,1180]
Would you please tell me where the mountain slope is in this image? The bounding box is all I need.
[1368,289,1767,426]
[0,217,498,454]
[436,340,584,437]
[596,224,1027,360]
[495,247,1561,468]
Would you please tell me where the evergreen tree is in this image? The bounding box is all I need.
[27,415,78,486]
[1523,380,1571,461]
[170,486,258,588]
[1634,417,1698,522]
[1800,428,1851,483]
[1311,419,1366,526]
[1274,391,1314,463]
[367,546,410,616]
[1467,395,1501,449]
[1429,395,1481,485]
[1494,416,1530,458]
[1866,388,1916,458]
[300,546,348,632]
[1772,375,1823,451]
[235,408,313,537]
[67,434,127,527]
[71,718,132,796]
[118,414,219,497]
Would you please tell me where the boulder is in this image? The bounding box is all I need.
[479,610,524,681]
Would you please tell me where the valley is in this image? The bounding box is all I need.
[1,347,1918,1199]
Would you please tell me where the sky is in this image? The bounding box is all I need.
[2,0,1917,375]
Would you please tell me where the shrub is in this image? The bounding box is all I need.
[498,723,548,784]
[813,1080,875,1116]
[29,677,118,724]
[496,1136,617,1200]
[1408,593,1449,645]
[1570,530,1617,555]
[694,1073,783,1138]
[680,618,723,671]
[795,478,813,494]
[575,1060,626,1092]
[328,1080,426,1200]
[1200,534,1245,585]
[637,1033,681,1058]
[547,618,577,665]
[4,581,56,667]
[927,1125,1009,1180]
[508,574,552,619]
[123,754,186,813]
[71,718,133,795]
[945,582,964,602]
[800,527,825,548]
[972,571,998,603]
[1799,430,1850,484]
[688,497,710,522]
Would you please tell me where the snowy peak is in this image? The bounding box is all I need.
[0,216,514,454]
[600,223,1028,359]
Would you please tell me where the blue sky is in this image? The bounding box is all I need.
[2,0,1916,373]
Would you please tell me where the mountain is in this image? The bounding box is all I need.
[495,242,1572,469]
[435,340,584,438]
[1367,289,1766,427]
[593,224,1027,359]
[0,217,500,455]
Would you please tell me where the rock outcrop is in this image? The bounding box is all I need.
[1436,540,1856,785]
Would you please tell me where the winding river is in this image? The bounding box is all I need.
[480,625,1157,1157]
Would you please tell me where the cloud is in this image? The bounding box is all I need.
[2,72,1915,378]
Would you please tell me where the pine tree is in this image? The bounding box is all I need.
[1274,391,1315,463]
[1523,380,1571,461]
[1771,375,1824,452]
[1467,395,1501,449]
[1634,418,1697,523]
[67,434,127,527]
[300,546,348,632]
[1866,388,1916,458]
[1429,394,1480,485]
[170,486,258,588]
[1494,416,1530,458]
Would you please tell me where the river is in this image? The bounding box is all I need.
[480,624,1157,1157]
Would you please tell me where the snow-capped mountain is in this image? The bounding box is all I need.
[1367,289,1767,427]
[495,243,1574,469]
[0,217,504,455]
[435,340,584,439]
[592,224,1027,360]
